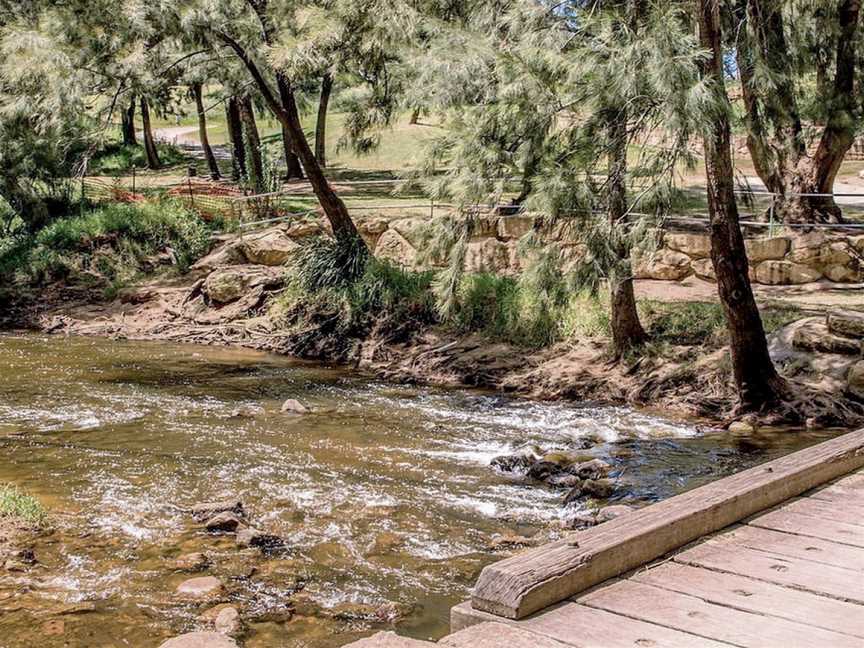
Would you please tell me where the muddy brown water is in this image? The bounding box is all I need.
[0,333,841,647]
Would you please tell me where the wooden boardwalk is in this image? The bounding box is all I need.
[349,431,864,647]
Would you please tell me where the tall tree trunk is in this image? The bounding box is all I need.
[192,83,221,180]
[218,31,365,247]
[607,111,646,355]
[139,98,161,170]
[281,126,304,180]
[122,95,137,146]
[697,0,788,413]
[409,107,420,125]
[736,0,861,224]
[226,97,247,181]
[238,96,264,192]
[314,73,333,168]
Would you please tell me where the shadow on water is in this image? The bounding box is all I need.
[0,333,841,647]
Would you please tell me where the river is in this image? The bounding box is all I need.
[0,333,838,647]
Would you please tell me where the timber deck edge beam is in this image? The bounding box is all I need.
[469,428,864,620]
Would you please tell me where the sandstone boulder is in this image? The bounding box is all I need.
[792,321,861,355]
[691,258,716,281]
[389,217,429,249]
[214,606,242,637]
[464,238,512,273]
[374,229,417,268]
[827,310,864,339]
[284,219,325,239]
[159,632,238,648]
[633,249,692,281]
[175,552,211,572]
[753,260,821,285]
[664,233,712,259]
[203,266,282,304]
[235,528,286,552]
[281,398,309,414]
[205,512,244,533]
[823,264,864,283]
[848,361,864,400]
[497,215,535,240]
[744,236,790,263]
[190,243,245,273]
[240,229,299,266]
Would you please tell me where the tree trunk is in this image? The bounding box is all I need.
[736,0,861,224]
[226,97,247,181]
[409,107,420,125]
[238,96,264,192]
[697,0,788,413]
[122,95,137,146]
[282,125,304,180]
[193,83,221,180]
[607,111,646,355]
[140,98,161,170]
[315,73,333,168]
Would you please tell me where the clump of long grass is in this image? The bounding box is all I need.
[0,484,48,530]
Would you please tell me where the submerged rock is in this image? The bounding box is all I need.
[486,533,539,551]
[490,454,535,475]
[582,478,615,498]
[281,398,310,415]
[573,459,612,481]
[159,631,238,648]
[527,460,561,482]
[176,576,225,600]
[595,504,635,523]
[175,552,211,572]
[214,606,242,637]
[235,528,286,553]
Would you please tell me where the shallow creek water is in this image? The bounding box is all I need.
[0,333,840,647]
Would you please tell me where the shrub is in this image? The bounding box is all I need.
[0,484,47,529]
[88,143,189,175]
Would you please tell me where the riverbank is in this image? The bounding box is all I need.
[3,219,863,430]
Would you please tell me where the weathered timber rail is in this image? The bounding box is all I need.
[347,428,864,647]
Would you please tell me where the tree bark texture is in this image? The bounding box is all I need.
[139,98,161,170]
[192,83,221,180]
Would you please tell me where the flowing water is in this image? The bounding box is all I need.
[0,333,840,647]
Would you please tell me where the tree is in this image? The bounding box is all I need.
[733,0,863,223]
[697,0,789,411]
[139,96,162,170]
[191,82,221,179]
[315,73,333,167]
[121,95,137,146]
[226,96,247,181]
[238,94,264,192]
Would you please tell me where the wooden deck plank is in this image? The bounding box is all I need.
[748,509,864,547]
[779,496,864,525]
[632,562,864,638]
[703,524,864,571]
[675,542,864,603]
[442,622,570,648]
[450,600,732,647]
[470,430,864,618]
[579,580,857,647]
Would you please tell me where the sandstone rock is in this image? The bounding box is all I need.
[281,398,309,414]
[789,231,827,265]
[490,454,535,476]
[241,229,299,266]
[176,577,225,600]
[753,260,821,285]
[664,233,712,259]
[573,458,612,480]
[633,249,692,281]
[848,361,864,400]
[728,421,755,434]
[214,606,242,637]
[359,217,389,236]
[284,219,325,239]
[562,485,583,506]
[190,243,245,273]
[203,266,282,304]
[527,460,561,482]
[389,217,429,249]
[547,473,582,488]
[744,236,790,263]
[486,533,539,550]
[581,478,615,498]
[827,310,864,339]
[158,631,238,648]
[793,321,861,355]
[235,528,286,552]
[691,258,716,281]
[175,552,211,572]
[823,264,864,283]
[850,235,864,255]
[464,238,512,273]
[497,215,535,240]
[374,229,417,268]
[191,500,245,523]
[595,504,635,523]
[205,512,244,533]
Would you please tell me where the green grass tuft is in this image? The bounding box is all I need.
[89,143,189,175]
[0,484,48,529]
